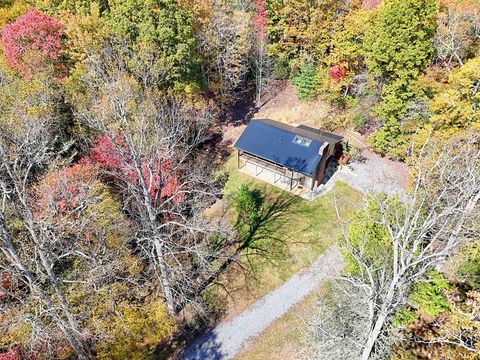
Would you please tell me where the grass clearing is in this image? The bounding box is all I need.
[234,288,322,360]
[212,155,362,319]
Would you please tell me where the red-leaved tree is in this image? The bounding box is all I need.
[253,0,267,39]
[0,348,22,360]
[1,9,64,75]
[329,62,348,84]
[88,135,181,202]
[32,162,99,240]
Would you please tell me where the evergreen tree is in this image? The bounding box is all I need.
[291,63,319,100]
[364,0,438,157]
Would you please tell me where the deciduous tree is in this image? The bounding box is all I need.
[196,0,253,102]
[68,41,232,315]
[308,133,480,359]
[0,8,65,75]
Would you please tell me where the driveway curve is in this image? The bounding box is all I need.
[178,247,344,360]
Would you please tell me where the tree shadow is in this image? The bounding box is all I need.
[235,189,300,258]
[218,86,257,127]
[161,329,225,360]
[210,189,301,297]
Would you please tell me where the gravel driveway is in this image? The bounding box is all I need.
[178,128,408,359]
[178,247,344,360]
[338,130,409,196]
[334,149,408,197]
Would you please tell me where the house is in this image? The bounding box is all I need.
[234,119,343,191]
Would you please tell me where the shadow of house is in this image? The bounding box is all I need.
[234,119,343,193]
[321,158,340,185]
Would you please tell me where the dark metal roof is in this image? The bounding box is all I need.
[234,119,341,176]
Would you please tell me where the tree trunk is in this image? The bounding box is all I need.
[193,245,244,298]
[1,221,91,359]
[153,237,176,316]
[360,311,389,360]
[37,249,92,359]
[361,276,399,360]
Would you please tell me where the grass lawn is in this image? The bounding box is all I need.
[210,155,363,319]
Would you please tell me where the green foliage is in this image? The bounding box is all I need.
[271,57,290,79]
[410,271,452,317]
[364,0,438,86]
[33,0,106,15]
[234,183,263,226]
[265,0,351,67]
[369,120,406,158]
[103,0,202,90]
[456,241,480,289]
[392,272,452,330]
[352,114,368,129]
[392,308,418,327]
[343,197,392,274]
[364,0,438,157]
[291,63,320,101]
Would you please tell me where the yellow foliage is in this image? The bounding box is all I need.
[94,300,176,360]
[60,2,105,63]
[411,58,480,156]
[0,308,32,349]
[0,0,30,28]
[433,291,480,359]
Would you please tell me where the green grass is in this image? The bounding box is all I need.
[212,155,363,317]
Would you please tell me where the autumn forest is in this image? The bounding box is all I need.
[0,0,479,359]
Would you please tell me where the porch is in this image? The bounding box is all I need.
[237,151,310,196]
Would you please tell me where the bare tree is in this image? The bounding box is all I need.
[70,40,234,316]
[307,133,480,359]
[0,70,92,358]
[434,1,480,71]
[196,0,253,103]
[251,0,270,108]
[303,281,379,359]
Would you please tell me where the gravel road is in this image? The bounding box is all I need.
[179,247,344,360]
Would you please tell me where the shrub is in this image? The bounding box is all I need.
[410,271,452,317]
[234,184,263,225]
[94,300,175,360]
[392,308,418,327]
[352,114,368,129]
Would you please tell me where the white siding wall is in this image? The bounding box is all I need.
[240,161,312,190]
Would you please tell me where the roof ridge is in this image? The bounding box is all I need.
[252,118,342,144]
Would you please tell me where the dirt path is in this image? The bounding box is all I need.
[178,247,344,360]
[254,84,332,128]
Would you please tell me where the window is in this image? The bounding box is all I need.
[293,135,313,147]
